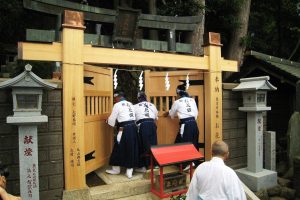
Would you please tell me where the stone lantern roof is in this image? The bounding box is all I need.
[0,64,57,89]
[233,76,277,91]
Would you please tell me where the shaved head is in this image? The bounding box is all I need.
[212,140,229,158]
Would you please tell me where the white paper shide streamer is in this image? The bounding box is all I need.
[165,72,170,91]
[186,73,190,90]
[113,69,118,89]
[139,71,144,91]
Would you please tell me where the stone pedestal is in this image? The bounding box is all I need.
[236,168,277,192]
[235,112,277,191]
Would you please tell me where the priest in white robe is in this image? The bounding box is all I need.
[186,140,246,200]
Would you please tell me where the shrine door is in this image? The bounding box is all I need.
[84,65,113,174]
[145,70,205,154]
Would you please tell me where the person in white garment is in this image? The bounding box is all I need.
[186,140,246,200]
[134,91,158,172]
[166,84,200,168]
[106,92,139,179]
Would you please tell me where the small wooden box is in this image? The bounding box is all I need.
[155,172,187,193]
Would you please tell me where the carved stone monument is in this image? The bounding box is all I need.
[0,64,57,200]
[233,76,277,191]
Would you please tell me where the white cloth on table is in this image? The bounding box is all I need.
[169,97,198,120]
[186,157,246,200]
[107,100,136,127]
[133,101,158,121]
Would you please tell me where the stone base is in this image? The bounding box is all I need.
[236,168,277,192]
[63,188,92,200]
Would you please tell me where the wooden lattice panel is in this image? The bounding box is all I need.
[84,65,113,174]
[145,70,204,153]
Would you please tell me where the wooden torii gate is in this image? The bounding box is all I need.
[18,10,238,190]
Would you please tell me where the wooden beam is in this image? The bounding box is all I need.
[221,59,239,72]
[138,20,197,31]
[139,14,202,24]
[145,70,202,77]
[18,42,62,61]
[83,45,209,70]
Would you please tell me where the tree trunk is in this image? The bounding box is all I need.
[224,0,251,80]
[191,0,205,56]
[148,0,158,40]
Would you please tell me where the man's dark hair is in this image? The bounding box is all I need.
[137,91,147,102]
[114,91,125,98]
[176,84,189,97]
[0,161,9,178]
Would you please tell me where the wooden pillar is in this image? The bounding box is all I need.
[203,32,223,160]
[62,11,86,190]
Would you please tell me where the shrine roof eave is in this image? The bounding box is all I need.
[151,143,204,167]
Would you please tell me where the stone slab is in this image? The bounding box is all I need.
[63,188,92,200]
[90,179,151,200]
[94,166,144,185]
[236,168,277,192]
[264,131,276,171]
[116,192,154,200]
[7,115,48,125]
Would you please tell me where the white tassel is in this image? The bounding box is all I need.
[186,73,190,90]
[113,69,118,89]
[139,71,144,91]
[165,72,170,91]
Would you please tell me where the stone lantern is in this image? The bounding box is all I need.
[0,64,57,200]
[233,76,277,191]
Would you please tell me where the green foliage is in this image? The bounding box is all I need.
[205,0,244,47]
[0,0,56,46]
[157,0,204,16]
[0,0,25,43]
[13,61,55,79]
[248,0,300,59]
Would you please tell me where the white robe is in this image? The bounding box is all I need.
[186,157,246,200]
[169,97,198,120]
[133,101,158,121]
[107,100,135,127]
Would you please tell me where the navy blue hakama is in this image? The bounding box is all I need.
[109,120,139,168]
[175,117,199,148]
[137,118,157,167]
[175,117,200,166]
